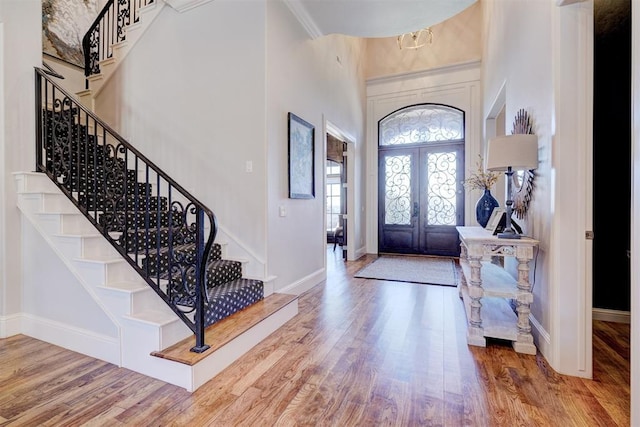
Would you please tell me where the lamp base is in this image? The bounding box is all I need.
[497,230,521,239]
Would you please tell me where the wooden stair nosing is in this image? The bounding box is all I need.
[150,292,298,366]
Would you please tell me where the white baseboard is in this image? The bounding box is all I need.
[0,313,22,338]
[592,308,631,324]
[530,313,551,359]
[352,245,368,260]
[279,268,324,296]
[20,313,121,365]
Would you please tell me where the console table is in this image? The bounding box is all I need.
[456,226,539,355]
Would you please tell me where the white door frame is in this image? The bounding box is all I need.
[323,118,356,262]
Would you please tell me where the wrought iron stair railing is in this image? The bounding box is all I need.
[35,67,219,352]
[82,0,154,89]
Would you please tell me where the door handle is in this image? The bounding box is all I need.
[413,201,419,217]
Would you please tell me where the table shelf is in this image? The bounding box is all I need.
[459,283,518,342]
[458,259,519,298]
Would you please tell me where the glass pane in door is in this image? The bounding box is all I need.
[383,154,412,225]
[426,151,458,226]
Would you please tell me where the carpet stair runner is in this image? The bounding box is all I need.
[43,108,265,330]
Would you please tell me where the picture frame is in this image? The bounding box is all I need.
[485,208,506,235]
[288,112,315,199]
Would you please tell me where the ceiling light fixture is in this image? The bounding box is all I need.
[397,27,433,50]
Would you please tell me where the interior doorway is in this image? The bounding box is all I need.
[592,0,631,320]
[327,134,347,260]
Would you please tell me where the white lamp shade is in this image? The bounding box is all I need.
[486,134,538,171]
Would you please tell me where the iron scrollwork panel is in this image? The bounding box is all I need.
[425,151,458,226]
[383,154,412,226]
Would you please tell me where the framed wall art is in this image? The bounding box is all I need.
[288,112,315,199]
[42,0,100,68]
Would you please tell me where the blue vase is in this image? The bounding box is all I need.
[475,189,499,228]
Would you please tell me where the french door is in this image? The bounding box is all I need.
[377,104,465,257]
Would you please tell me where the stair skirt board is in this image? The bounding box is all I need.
[20,313,121,366]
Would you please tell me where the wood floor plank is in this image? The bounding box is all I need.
[0,248,630,425]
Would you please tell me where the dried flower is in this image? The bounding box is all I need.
[462,155,499,191]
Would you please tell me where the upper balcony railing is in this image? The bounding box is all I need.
[82,0,155,88]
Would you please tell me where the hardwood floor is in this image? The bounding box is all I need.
[0,248,630,426]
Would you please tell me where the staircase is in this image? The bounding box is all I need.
[14,65,298,391]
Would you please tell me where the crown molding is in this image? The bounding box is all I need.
[164,0,214,13]
[556,0,587,6]
[283,0,323,39]
[366,59,481,88]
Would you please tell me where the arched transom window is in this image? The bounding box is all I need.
[379,104,464,146]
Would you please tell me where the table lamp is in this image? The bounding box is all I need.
[486,134,538,239]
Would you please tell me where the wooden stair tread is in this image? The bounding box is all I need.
[150,292,298,366]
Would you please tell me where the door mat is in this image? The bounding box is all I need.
[354,255,458,286]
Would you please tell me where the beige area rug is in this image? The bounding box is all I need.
[354,255,459,287]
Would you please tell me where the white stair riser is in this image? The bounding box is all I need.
[76,90,94,111]
[111,42,129,63]
[42,193,77,212]
[16,194,43,214]
[96,285,174,318]
[37,213,97,235]
[121,315,192,355]
[73,258,143,287]
[97,57,117,81]
[14,173,58,193]
[132,288,177,314]
[263,281,274,297]
[18,193,75,215]
[121,320,192,389]
[53,235,121,260]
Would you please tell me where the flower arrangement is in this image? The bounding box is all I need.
[462,155,499,191]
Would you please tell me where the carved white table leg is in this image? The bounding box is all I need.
[458,244,468,298]
[512,248,537,355]
[466,254,486,347]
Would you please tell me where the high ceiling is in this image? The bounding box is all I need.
[284,0,478,39]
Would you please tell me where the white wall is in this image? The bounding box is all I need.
[266,1,367,292]
[482,0,593,378]
[22,220,119,339]
[42,54,85,96]
[0,0,41,336]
